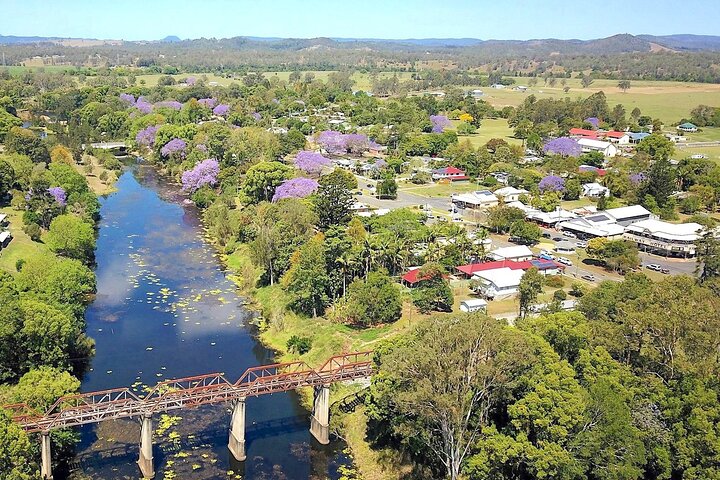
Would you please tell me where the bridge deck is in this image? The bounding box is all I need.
[4,351,373,433]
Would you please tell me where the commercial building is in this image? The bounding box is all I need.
[557,205,653,239]
[452,190,498,209]
[623,220,704,257]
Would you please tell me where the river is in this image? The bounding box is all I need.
[68,165,348,479]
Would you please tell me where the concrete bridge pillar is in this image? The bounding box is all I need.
[138,413,154,479]
[40,431,53,479]
[310,385,330,444]
[228,397,246,461]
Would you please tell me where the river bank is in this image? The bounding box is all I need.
[219,243,417,480]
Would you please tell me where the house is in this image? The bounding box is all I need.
[490,84,506,89]
[432,166,469,181]
[489,171,510,185]
[487,245,534,262]
[401,267,429,287]
[473,268,525,299]
[514,85,528,92]
[554,241,576,254]
[0,213,7,227]
[581,182,610,198]
[469,89,484,98]
[664,133,687,143]
[452,191,498,209]
[628,132,650,144]
[568,128,598,139]
[623,220,703,257]
[460,298,488,313]
[558,214,626,239]
[0,231,11,248]
[578,138,619,157]
[605,205,654,226]
[605,131,630,145]
[578,165,607,176]
[494,186,528,203]
[527,208,578,227]
[677,122,698,133]
[350,202,371,214]
[456,259,564,278]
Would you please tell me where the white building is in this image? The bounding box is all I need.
[0,231,11,248]
[452,191,498,209]
[581,182,610,198]
[527,208,578,226]
[494,186,528,203]
[473,268,525,299]
[488,245,534,262]
[623,220,704,257]
[459,298,488,313]
[605,131,631,145]
[605,205,654,226]
[578,138,619,157]
[558,213,626,239]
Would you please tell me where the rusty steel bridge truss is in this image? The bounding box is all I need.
[4,351,374,433]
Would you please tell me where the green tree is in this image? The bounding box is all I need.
[696,231,720,283]
[0,108,23,137]
[519,267,544,318]
[642,158,676,208]
[487,205,526,233]
[4,126,50,163]
[282,234,329,317]
[0,409,34,480]
[241,161,291,203]
[313,168,357,229]
[44,214,96,263]
[509,220,541,245]
[0,159,15,200]
[377,174,397,199]
[343,270,402,326]
[456,122,476,135]
[412,262,453,313]
[617,80,631,93]
[369,313,533,480]
[636,134,675,162]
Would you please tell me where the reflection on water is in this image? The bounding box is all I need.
[68,165,348,480]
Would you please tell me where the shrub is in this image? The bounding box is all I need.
[545,275,565,288]
[15,258,25,272]
[22,222,41,241]
[286,335,312,355]
[553,289,568,302]
[569,282,586,297]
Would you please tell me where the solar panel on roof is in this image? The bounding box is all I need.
[586,214,611,222]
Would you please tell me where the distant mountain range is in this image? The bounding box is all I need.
[2,33,720,55]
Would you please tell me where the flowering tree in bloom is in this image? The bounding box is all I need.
[543,137,581,157]
[294,151,330,174]
[47,186,67,206]
[318,130,346,155]
[185,76,197,86]
[272,177,319,202]
[584,117,600,128]
[160,138,187,158]
[251,112,262,121]
[136,125,159,147]
[213,104,230,116]
[344,133,369,154]
[181,159,220,193]
[198,98,217,108]
[538,175,566,193]
[629,172,647,185]
[430,115,452,133]
[134,97,153,114]
[369,140,383,151]
[195,144,208,153]
[374,159,388,169]
[119,93,136,106]
[155,100,183,111]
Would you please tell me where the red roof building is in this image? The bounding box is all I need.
[455,259,564,277]
[432,166,469,181]
[568,128,598,139]
[401,268,450,286]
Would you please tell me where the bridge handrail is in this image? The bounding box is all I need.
[2,351,374,432]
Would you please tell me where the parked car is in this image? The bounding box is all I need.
[562,231,577,238]
[575,241,588,248]
[661,268,671,274]
[581,274,596,282]
[553,236,563,242]
[646,264,662,272]
[539,253,555,261]
[557,257,573,266]
[541,232,551,239]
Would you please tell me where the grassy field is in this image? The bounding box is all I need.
[453,118,523,148]
[398,181,481,198]
[0,207,47,274]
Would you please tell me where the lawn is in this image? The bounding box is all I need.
[452,118,523,148]
[398,181,482,198]
[675,145,720,163]
[0,207,47,274]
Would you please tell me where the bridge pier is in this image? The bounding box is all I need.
[310,385,330,444]
[228,397,246,461]
[41,431,52,479]
[138,413,154,479]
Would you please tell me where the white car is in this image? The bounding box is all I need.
[646,264,662,271]
[575,241,588,248]
[562,231,577,238]
[557,257,573,266]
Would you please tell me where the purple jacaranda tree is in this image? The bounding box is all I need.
[213,104,230,116]
[198,98,217,108]
[155,100,183,111]
[136,125,159,147]
[629,172,647,185]
[344,133,370,154]
[181,159,220,193]
[538,175,566,193]
[294,151,331,174]
[185,76,197,86]
[272,177,319,202]
[543,137,581,157]
[134,97,153,114]
[584,117,600,128]
[251,112,262,121]
[369,140,383,151]
[119,93,136,106]
[47,186,67,207]
[430,115,452,133]
[160,138,187,158]
[374,159,388,169]
[195,144,208,153]
[317,131,346,155]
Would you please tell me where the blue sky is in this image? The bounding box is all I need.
[1,0,718,41]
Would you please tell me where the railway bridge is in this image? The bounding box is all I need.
[3,351,374,479]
